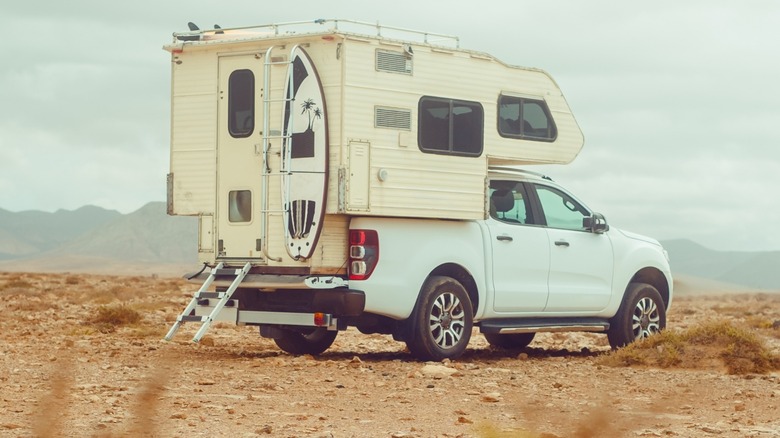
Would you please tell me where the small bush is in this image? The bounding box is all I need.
[600,320,780,375]
[87,304,142,333]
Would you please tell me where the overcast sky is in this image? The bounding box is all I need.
[1,1,778,252]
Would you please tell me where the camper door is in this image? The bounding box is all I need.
[216,54,264,261]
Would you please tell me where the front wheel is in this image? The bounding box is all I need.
[274,328,338,355]
[406,276,473,361]
[607,283,666,349]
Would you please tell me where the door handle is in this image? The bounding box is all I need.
[496,235,513,242]
[554,240,569,247]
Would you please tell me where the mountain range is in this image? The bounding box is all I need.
[0,203,197,276]
[0,204,778,291]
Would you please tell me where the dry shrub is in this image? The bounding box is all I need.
[128,326,166,339]
[601,320,780,374]
[3,279,33,289]
[87,304,142,333]
[13,298,56,312]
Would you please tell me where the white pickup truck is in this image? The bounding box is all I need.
[178,167,672,361]
[162,21,672,360]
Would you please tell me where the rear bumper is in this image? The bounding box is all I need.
[195,289,365,330]
[310,289,365,316]
[186,272,340,290]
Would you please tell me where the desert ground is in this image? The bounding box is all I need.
[0,272,778,437]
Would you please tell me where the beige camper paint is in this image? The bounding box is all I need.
[165,25,583,270]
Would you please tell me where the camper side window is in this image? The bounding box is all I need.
[418,97,483,157]
[228,70,255,138]
[498,95,557,142]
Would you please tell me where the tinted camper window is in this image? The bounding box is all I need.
[228,70,254,138]
[498,95,557,141]
[418,97,483,156]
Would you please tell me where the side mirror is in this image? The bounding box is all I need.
[583,213,609,234]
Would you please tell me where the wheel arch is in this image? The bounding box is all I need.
[629,267,670,309]
[428,263,479,317]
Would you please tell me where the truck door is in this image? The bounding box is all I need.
[531,184,614,312]
[215,54,265,261]
[485,182,550,313]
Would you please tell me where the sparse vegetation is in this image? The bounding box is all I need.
[1,273,778,436]
[87,303,142,333]
[600,319,780,374]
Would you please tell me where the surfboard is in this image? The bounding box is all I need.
[281,46,329,260]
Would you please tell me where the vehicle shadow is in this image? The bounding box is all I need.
[208,344,606,363]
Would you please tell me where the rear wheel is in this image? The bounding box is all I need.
[274,328,337,355]
[406,276,473,361]
[607,282,666,349]
[484,332,535,349]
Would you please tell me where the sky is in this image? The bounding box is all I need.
[0,1,778,252]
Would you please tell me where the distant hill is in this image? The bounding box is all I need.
[0,202,198,276]
[0,205,121,258]
[1,205,778,289]
[662,239,780,291]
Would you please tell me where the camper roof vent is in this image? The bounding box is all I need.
[376,49,412,75]
[375,107,412,130]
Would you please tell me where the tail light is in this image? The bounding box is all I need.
[348,229,379,280]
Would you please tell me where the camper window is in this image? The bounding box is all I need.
[497,95,557,141]
[228,190,252,223]
[228,70,255,138]
[418,96,483,157]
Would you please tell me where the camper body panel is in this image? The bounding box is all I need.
[166,28,584,269]
[168,47,218,216]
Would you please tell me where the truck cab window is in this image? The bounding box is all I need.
[498,95,557,141]
[489,181,531,224]
[534,184,588,230]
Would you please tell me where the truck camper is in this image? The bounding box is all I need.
[164,19,671,360]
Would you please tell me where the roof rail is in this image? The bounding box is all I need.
[173,18,460,48]
[488,165,554,181]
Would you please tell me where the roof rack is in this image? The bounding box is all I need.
[173,18,460,48]
[488,165,554,181]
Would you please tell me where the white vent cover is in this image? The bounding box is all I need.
[376,50,412,75]
[375,107,412,130]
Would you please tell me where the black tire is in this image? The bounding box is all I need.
[406,276,473,361]
[607,283,666,349]
[274,328,338,355]
[484,332,535,350]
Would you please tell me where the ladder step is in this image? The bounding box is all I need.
[214,268,240,276]
[195,292,226,300]
[196,298,236,307]
[180,315,207,323]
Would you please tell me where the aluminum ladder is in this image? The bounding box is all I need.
[163,262,252,343]
[258,45,294,263]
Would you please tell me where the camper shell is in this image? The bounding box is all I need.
[164,19,584,273]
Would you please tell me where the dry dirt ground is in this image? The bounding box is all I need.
[1,272,779,438]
